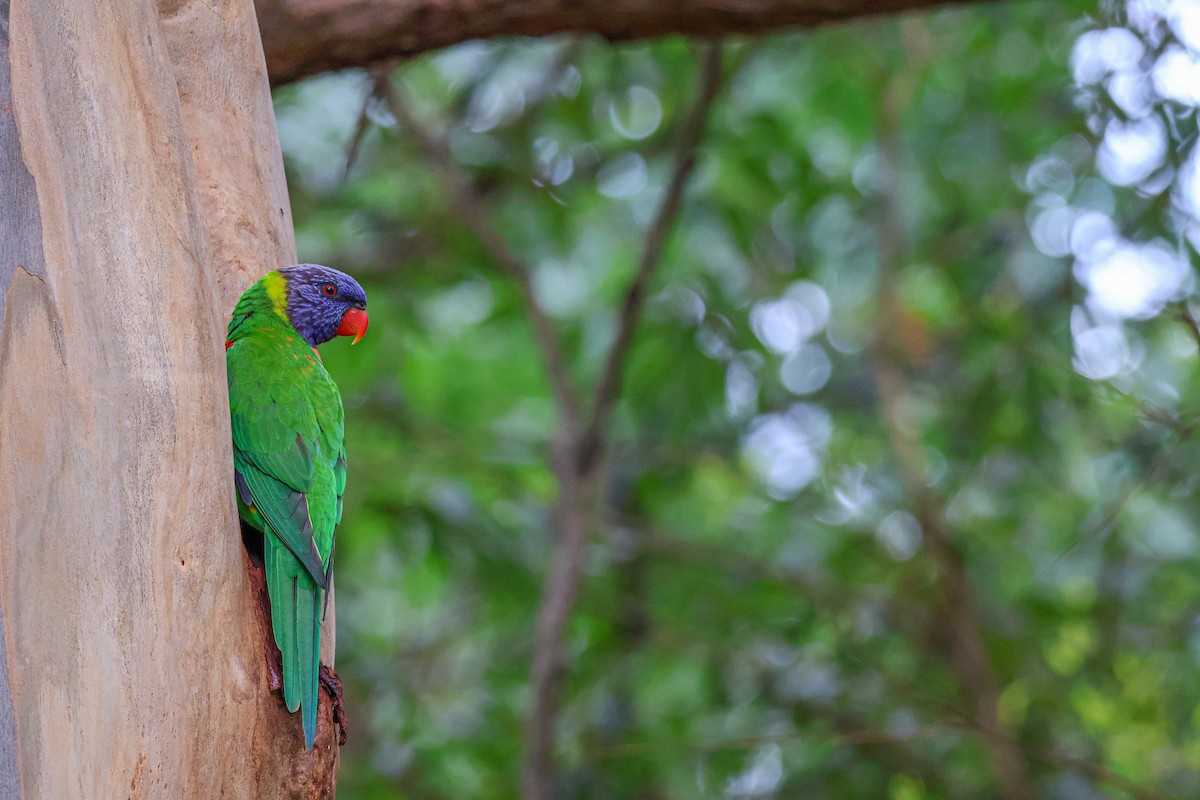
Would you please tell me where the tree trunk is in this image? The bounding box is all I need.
[0,0,338,797]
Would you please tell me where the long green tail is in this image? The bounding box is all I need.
[265,533,323,749]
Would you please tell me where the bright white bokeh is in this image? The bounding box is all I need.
[1107,68,1155,118]
[750,298,815,354]
[1071,27,1144,85]
[1167,0,1200,50]
[1152,45,1200,105]
[1176,146,1200,249]
[532,138,575,186]
[724,746,783,798]
[742,404,832,499]
[1031,202,1076,257]
[1057,0,1200,386]
[779,344,832,395]
[596,152,648,199]
[1074,238,1190,319]
[726,357,760,420]
[1069,210,1118,263]
[1070,306,1140,381]
[749,281,831,354]
[785,281,831,331]
[1097,116,1166,187]
[877,511,923,561]
[608,86,663,141]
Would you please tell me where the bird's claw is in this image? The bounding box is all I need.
[319,664,348,746]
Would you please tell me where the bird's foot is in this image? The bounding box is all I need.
[319,664,348,746]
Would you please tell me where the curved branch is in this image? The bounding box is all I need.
[579,41,724,470]
[522,42,726,800]
[257,0,993,86]
[383,80,584,428]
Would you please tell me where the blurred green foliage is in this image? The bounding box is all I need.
[273,1,1200,796]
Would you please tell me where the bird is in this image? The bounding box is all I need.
[225,263,368,749]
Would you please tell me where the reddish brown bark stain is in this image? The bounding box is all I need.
[319,665,348,746]
[245,556,284,692]
[242,554,341,797]
[129,753,145,796]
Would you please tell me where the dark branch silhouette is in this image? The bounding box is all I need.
[579,42,725,471]
[381,41,726,799]
[384,80,584,429]
[870,21,1035,799]
[523,43,726,800]
[256,0,996,86]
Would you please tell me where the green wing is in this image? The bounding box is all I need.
[321,448,347,619]
[228,330,345,749]
[233,445,326,588]
[228,334,342,581]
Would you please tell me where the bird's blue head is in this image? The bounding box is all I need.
[278,264,369,347]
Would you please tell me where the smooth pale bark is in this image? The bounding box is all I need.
[256,0,991,85]
[0,0,337,797]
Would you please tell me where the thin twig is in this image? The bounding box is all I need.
[386,41,726,800]
[634,518,1164,799]
[1038,382,1198,581]
[588,719,952,759]
[522,42,727,800]
[384,80,583,428]
[522,474,587,800]
[871,19,1036,800]
[1038,436,1178,580]
[1177,300,1200,351]
[639,517,1165,799]
[941,703,1167,800]
[342,68,392,180]
[1024,742,1167,800]
[579,40,725,469]
[636,519,1164,799]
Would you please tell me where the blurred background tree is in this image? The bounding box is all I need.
[264,0,1200,796]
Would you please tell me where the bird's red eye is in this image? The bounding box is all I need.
[322,283,337,297]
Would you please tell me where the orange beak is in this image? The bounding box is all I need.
[336,307,369,345]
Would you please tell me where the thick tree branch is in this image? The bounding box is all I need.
[257,0,994,86]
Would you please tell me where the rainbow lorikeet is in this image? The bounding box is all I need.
[225,264,368,749]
